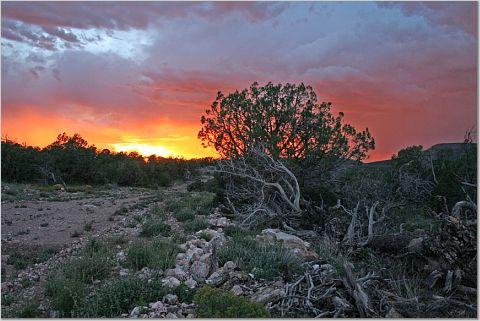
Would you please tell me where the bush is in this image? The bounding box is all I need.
[125,240,179,270]
[194,286,270,318]
[73,276,195,317]
[62,255,113,284]
[73,276,167,317]
[174,208,196,222]
[184,217,208,232]
[6,247,58,269]
[45,276,86,317]
[218,234,303,281]
[140,220,172,237]
[166,192,217,216]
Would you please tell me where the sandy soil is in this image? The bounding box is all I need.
[1,187,154,252]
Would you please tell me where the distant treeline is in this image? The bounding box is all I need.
[1,133,213,187]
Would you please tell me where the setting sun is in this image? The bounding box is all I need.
[112,142,173,158]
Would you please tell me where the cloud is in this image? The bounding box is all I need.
[1,2,477,160]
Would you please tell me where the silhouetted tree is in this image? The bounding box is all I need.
[199,82,375,166]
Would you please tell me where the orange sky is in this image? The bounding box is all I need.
[1,2,477,162]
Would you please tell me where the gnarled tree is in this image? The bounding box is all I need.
[199,82,375,166]
[199,82,375,226]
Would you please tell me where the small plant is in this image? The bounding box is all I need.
[140,220,172,237]
[72,276,169,317]
[83,220,94,232]
[15,301,43,318]
[45,275,86,317]
[184,217,208,232]
[197,231,213,242]
[114,206,128,216]
[2,293,15,306]
[70,230,83,238]
[174,208,196,222]
[194,286,270,318]
[125,240,179,270]
[218,234,303,281]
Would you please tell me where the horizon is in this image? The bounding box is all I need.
[1,2,478,161]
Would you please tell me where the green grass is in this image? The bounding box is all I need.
[197,231,213,242]
[15,301,43,318]
[6,247,58,269]
[174,208,196,222]
[125,239,180,271]
[184,217,209,232]
[218,233,303,281]
[72,277,195,317]
[311,237,349,277]
[45,276,86,317]
[194,286,270,318]
[140,219,172,237]
[166,192,217,216]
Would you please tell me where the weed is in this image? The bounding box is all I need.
[197,231,213,242]
[15,301,43,318]
[2,294,15,306]
[218,234,303,281]
[184,217,208,232]
[174,208,196,222]
[114,206,128,215]
[70,230,83,238]
[45,275,86,317]
[72,276,168,317]
[140,220,171,237]
[83,220,94,232]
[125,240,179,271]
[194,286,270,318]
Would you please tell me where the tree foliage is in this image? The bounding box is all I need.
[199,82,375,163]
[1,133,211,187]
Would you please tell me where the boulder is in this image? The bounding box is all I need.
[165,267,187,281]
[162,276,181,288]
[231,284,243,296]
[190,253,212,281]
[251,286,285,304]
[256,228,318,259]
[205,269,226,286]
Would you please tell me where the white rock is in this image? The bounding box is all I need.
[162,276,181,288]
[231,284,243,296]
[165,267,187,281]
[223,261,236,271]
[166,312,178,319]
[164,294,178,304]
[205,270,225,286]
[184,278,197,289]
[149,301,166,311]
[130,306,141,317]
[252,286,285,304]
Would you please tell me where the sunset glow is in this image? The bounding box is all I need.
[1,2,477,161]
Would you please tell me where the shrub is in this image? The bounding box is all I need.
[218,234,303,281]
[194,286,270,318]
[45,275,86,317]
[166,192,217,216]
[125,240,179,271]
[6,247,58,269]
[140,220,172,237]
[14,302,43,318]
[184,217,208,232]
[73,276,167,317]
[62,255,113,284]
[174,208,196,222]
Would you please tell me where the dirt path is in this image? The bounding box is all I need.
[1,187,154,248]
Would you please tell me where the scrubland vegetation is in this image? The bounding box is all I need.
[1,82,477,318]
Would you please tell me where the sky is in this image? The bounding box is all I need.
[1,1,478,160]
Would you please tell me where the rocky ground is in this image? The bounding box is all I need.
[2,178,475,318]
[1,179,325,318]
